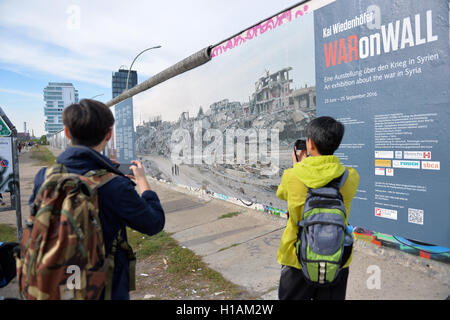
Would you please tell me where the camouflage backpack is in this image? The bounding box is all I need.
[16,163,130,300]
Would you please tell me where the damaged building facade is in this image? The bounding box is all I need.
[244,67,293,116]
[134,67,316,208]
[135,66,316,157]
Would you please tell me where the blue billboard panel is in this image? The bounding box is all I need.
[115,98,136,164]
[314,0,449,247]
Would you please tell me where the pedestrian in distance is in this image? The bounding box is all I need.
[20,99,165,300]
[276,116,360,300]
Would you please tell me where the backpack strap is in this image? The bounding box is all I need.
[30,163,69,217]
[104,229,136,300]
[44,162,67,179]
[84,169,118,191]
[337,168,349,190]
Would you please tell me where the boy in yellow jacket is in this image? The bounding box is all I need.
[277,116,359,300]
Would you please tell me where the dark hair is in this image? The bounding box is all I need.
[62,99,115,147]
[305,116,344,155]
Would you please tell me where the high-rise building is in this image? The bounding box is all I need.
[43,82,79,134]
[112,68,137,98]
[111,69,137,163]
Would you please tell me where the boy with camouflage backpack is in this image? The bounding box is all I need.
[19,99,165,300]
[17,164,117,299]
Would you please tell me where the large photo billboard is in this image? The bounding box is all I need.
[48,0,449,248]
[133,0,449,247]
[134,1,319,212]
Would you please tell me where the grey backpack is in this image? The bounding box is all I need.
[295,168,353,286]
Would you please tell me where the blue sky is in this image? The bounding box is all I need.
[0,0,304,136]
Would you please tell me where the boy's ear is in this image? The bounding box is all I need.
[64,126,71,140]
[105,127,113,142]
[306,138,313,152]
[307,138,319,156]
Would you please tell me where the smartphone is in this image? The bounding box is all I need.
[118,163,135,176]
[294,139,306,162]
[295,139,306,151]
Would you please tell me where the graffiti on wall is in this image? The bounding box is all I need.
[150,173,449,264]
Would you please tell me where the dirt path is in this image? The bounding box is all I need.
[0,149,46,299]
[0,149,43,228]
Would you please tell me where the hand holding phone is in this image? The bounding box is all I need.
[118,163,135,176]
[129,160,151,192]
[293,139,307,164]
[295,139,306,151]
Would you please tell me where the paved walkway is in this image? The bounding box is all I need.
[0,149,43,299]
[1,147,449,300]
[0,149,42,227]
[150,179,450,300]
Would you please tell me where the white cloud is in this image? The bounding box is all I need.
[0,39,111,86]
[0,0,300,87]
[0,88,41,99]
[0,0,302,136]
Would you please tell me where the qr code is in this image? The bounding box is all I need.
[408,208,424,225]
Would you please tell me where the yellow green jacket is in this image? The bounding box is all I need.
[276,155,360,269]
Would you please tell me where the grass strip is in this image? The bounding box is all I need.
[0,224,18,242]
[217,211,242,220]
[127,229,252,298]
[29,146,57,167]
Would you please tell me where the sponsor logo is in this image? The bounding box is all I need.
[404,151,431,160]
[386,168,394,176]
[0,159,8,168]
[395,151,403,159]
[421,161,440,170]
[392,160,420,169]
[374,151,393,159]
[375,168,385,176]
[375,159,391,167]
[375,207,397,220]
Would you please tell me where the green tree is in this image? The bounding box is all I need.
[39,135,47,145]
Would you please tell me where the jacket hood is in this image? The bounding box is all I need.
[57,146,123,176]
[292,155,346,188]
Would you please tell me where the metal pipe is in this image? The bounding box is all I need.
[47,45,212,141]
[107,46,211,107]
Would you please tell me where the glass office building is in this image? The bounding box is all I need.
[111,68,138,163]
[43,82,79,134]
[112,69,137,98]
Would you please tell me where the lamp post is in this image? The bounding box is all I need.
[125,45,161,90]
[90,93,104,99]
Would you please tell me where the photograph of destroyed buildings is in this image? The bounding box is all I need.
[135,12,316,210]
